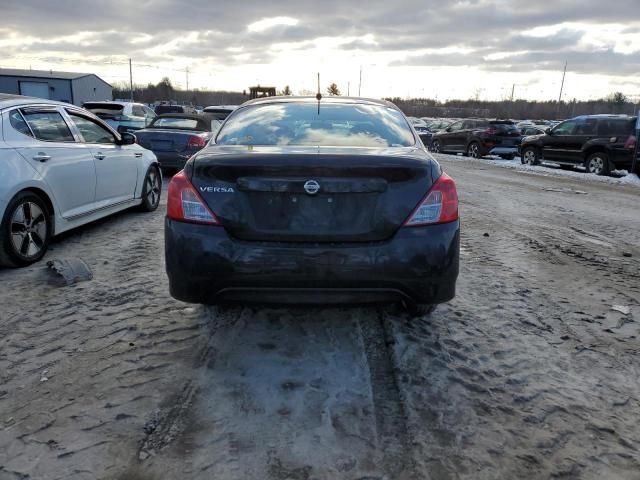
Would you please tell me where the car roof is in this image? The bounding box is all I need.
[203,105,239,110]
[154,113,214,121]
[241,96,396,109]
[573,114,635,120]
[83,101,144,107]
[0,93,73,110]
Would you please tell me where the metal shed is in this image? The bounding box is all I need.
[0,68,112,106]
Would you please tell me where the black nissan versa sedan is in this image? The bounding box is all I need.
[165,97,460,315]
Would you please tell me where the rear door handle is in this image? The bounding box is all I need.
[32,153,51,162]
[94,153,106,160]
[134,152,143,158]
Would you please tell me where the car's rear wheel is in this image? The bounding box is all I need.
[140,166,162,211]
[0,192,51,267]
[522,147,540,165]
[585,152,610,176]
[466,142,480,158]
[431,140,441,153]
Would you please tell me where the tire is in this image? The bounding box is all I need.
[466,141,481,158]
[521,147,540,165]
[401,301,436,318]
[431,140,441,153]
[585,152,610,176]
[0,191,51,267]
[139,166,162,212]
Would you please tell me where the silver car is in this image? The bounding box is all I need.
[0,94,161,267]
[82,101,156,133]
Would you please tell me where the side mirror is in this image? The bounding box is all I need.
[445,127,452,132]
[118,132,136,145]
[545,128,552,135]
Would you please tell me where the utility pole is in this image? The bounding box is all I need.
[358,66,362,97]
[557,61,567,117]
[186,66,189,91]
[510,83,515,102]
[129,58,134,102]
[347,81,350,96]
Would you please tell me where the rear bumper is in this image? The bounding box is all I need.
[154,151,191,169]
[165,218,460,306]
[480,137,521,155]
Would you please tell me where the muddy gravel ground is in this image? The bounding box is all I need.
[1,156,639,480]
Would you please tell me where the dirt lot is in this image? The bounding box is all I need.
[1,155,639,480]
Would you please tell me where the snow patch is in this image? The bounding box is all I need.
[433,153,640,188]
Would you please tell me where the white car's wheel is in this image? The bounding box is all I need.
[0,192,51,267]
[140,166,162,212]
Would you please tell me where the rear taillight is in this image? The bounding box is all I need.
[624,134,637,150]
[404,173,459,227]
[187,135,207,149]
[167,171,219,224]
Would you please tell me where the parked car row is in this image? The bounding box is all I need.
[421,113,638,175]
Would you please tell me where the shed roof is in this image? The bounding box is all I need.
[0,68,111,87]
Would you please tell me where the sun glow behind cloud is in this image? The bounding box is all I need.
[247,16,299,33]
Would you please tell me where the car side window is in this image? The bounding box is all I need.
[9,110,34,137]
[22,110,75,142]
[448,121,463,132]
[552,120,577,136]
[575,119,597,135]
[132,105,145,117]
[597,119,633,136]
[68,112,116,144]
[143,106,156,118]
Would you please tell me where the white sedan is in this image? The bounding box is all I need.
[0,94,161,267]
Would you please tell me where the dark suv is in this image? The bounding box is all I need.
[431,119,522,159]
[519,115,638,175]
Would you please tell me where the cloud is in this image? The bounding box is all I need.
[2,0,639,97]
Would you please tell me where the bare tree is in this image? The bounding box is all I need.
[278,85,292,96]
[326,83,341,96]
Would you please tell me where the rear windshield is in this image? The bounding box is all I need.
[155,105,184,114]
[83,103,123,112]
[204,108,234,120]
[151,117,201,130]
[83,103,124,118]
[216,103,415,147]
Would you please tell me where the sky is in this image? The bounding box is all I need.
[1,0,640,102]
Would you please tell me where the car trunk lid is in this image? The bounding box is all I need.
[190,146,436,242]
[135,129,210,153]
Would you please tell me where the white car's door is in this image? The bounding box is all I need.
[4,106,97,219]
[65,110,140,207]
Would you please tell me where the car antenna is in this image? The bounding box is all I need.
[316,72,322,114]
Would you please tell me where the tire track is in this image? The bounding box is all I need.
[358,309,417,480]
